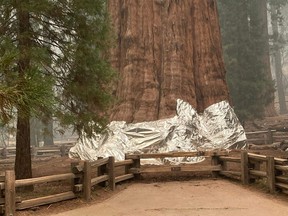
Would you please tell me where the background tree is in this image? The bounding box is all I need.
[270,0,288,114]
[108,0,230,123]
[218,0,275,124]
[250,0,276,116]
[0,0,114,180]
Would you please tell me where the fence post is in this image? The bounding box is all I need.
[267,156,275,193]
[5,170,15,216]
[211,153,220,178]
[83,161,92,201]
[267,129,273,144]
[60,145,66,157]
[1,147,8,159]
[108,157,115,191]
[124,154,130,174]
[70,162,82,194]
[97,157,106,187]
[241,151,249,185]
[132,155,141,180]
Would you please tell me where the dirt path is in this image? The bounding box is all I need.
[51,179,288,216]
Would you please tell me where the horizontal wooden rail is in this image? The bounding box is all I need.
[115,174,134,183]
[133,165,221,174]
[246,138,266,142]
[219,170,241,177]
[0,173,76,190]
[249,170,267,178]
[219,156,241,163]
[0,197,21,205]
[275,183,288,190]
[246,130,276,135]
[1,146,73,159]
[276,176,288,184]
[1,146,16,150]
[114,159,133,167]
[126,151,228,159]
[275,165,288,172]
[90,158,109,168]
[247,153,287,165]
[15,173,76,187]
[248,153,267,162]
[36,149,60,153]
[273,135,288,139]
[91,175,109,187]
[16,191,76,210]
[0,159,14,165]
[34,146,62,150]
[274,158,288,165]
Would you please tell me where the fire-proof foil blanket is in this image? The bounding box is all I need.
[69,99,246,164]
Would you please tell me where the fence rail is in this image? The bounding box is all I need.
[0,142,76,159]
[219,151,288,194]
[246,129,288,144]
[0,154,136,216]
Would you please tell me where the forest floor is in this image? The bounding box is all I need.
[1,114,287,216]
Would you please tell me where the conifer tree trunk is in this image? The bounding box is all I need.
[109,0,230,123]
[271,5,287,114]
[43,115,54,146]
[15,0,32,181]
[250,0,276,116]
[30,117,39,147]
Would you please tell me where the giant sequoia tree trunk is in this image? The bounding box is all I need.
[109,0,230,123]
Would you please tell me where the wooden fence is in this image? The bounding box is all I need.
[1,150,288,216]
[125,151,228,179]
[0,143,75,159]
[0,156,135,216]
[246,129,288,144]
[125,150,288,194]
[218,151,288,194]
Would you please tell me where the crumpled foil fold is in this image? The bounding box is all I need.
[69,99,246,164]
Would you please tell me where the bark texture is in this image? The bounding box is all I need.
[271,5,287,114]
[15,0,32,181]
[250,0,276,116]
[109,0,230,123]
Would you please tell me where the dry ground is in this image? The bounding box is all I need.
[50,179,288,216]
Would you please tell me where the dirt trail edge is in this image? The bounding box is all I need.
[51,179,288,216]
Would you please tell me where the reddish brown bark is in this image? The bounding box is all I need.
[109,0,230,123]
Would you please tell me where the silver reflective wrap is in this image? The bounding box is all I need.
[69,99,246,164]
